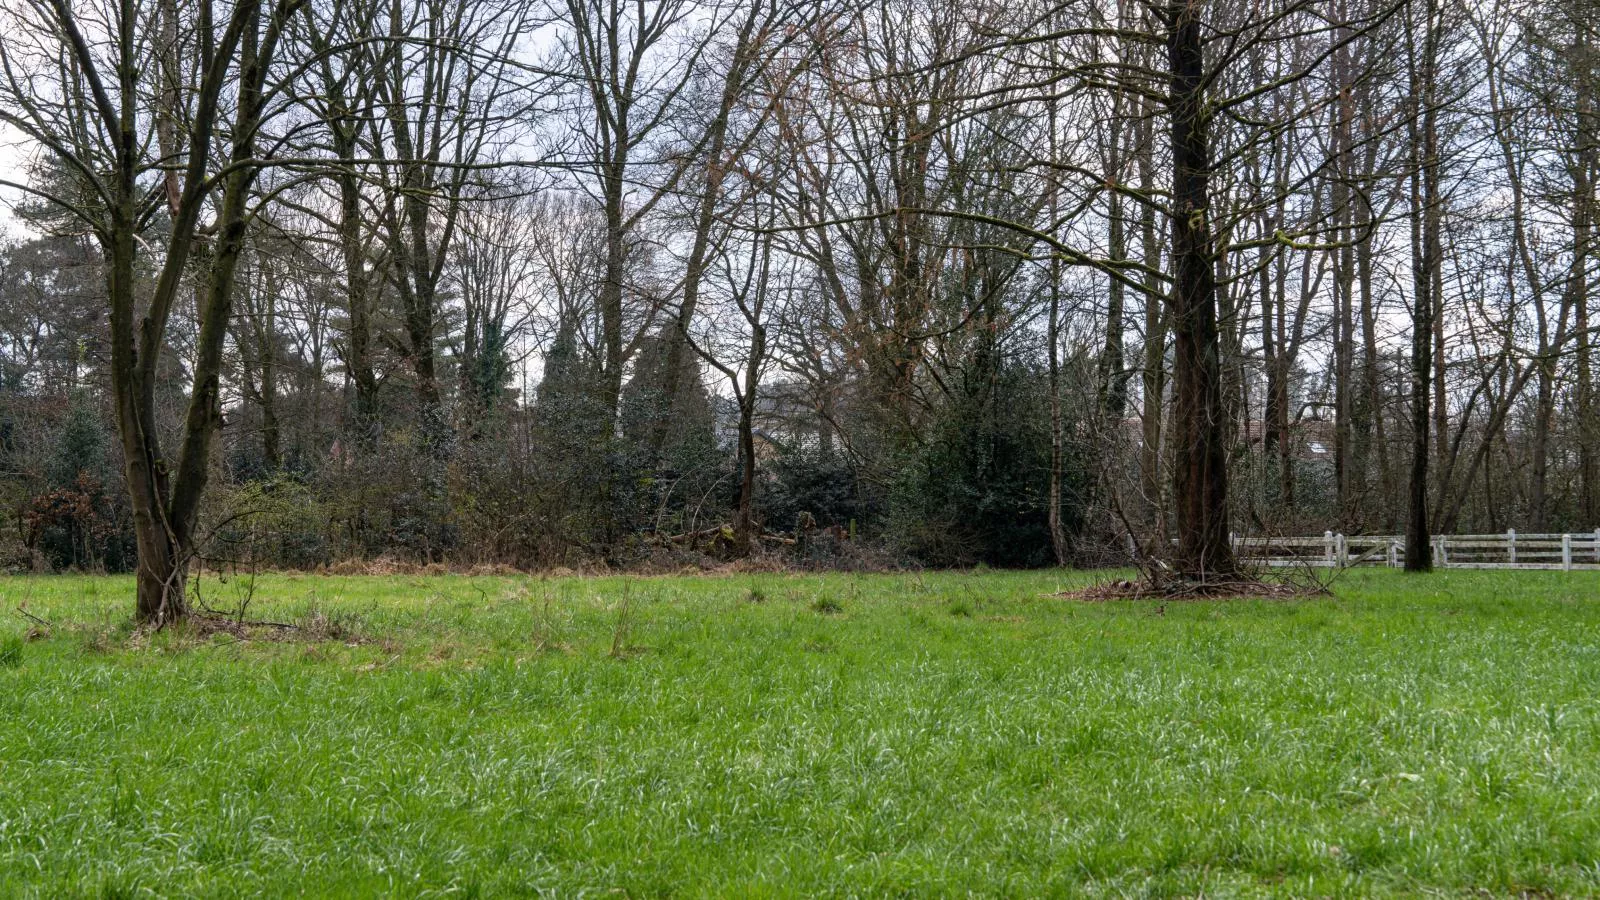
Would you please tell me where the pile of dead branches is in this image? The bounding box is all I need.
[1061,542,1335,602]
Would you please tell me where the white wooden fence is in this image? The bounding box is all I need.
[1229,529,1600,570]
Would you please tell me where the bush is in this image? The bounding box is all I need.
[886,360,1086,568]
[25,473,134,572]
[762,447,871,533]
[209,475,330,569]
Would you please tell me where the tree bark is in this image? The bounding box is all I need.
[1405,0,1439,572]
[733,322,765,556]
[1138,105,1167,539]
[1166,1,1236,580]
[1574,22,1597,522]
[1047,37,1069,566]
[1332,49,1356,529]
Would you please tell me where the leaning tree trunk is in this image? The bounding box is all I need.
[109,225,187,625]
[1165,2,1236,581]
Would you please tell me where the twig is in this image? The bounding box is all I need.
[13,607,53,628]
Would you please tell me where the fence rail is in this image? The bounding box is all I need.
[1228,529,1600,570]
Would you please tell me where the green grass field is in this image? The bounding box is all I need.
[1,569,1599,897]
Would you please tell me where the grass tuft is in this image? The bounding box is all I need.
[0,632,22,668]
[810,596,843,614]
[295,604,362,642]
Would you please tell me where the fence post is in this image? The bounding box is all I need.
[1335,532,1348,567]
[1324,530,1334,565]
[1508,528,1517,565]
[1387,539,1399,568]
[1434,536,1448,568]
[1593,528,1599,563]
[1563,534,1573,571]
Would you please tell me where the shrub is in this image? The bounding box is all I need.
[25,473,134,572]
[886,361,1086,568]
[763,447,871,533]
[210,475,330,569]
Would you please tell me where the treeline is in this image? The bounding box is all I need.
[0,0,1595,617]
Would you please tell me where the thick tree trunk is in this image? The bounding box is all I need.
[1405,285,1432,571]
[732,242,771,558]
[110,227,188,625]
[1333,145,1355,526]
[1404,0,1439,572]
[733,420,757,555]
[394,185,447,459]
[1166,3,1235,580]
[733,383,759,556]
[1579,211,1596,521]
[1574,53,1597,522]
[33,0,278,623]
[1260,248,1294,515]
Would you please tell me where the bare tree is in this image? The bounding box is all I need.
[0,0,312,620]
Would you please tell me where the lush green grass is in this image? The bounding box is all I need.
[2,569,1599,896]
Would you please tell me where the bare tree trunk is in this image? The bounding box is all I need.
[733,324,764,556]
[1533,365,1553,530]
[258,267,281,471]
[1047,43,1069,566]
[600,164,628,421]
[1579,181,1597,521]
[337,163,379,438]
[1166,1,1236,580]
[1405,0,1439,572]
[1359,209,1392,529]
[1575,30,1597,522]
[1099,173,1128,420]
[110,224,185,624]
[1332,37,1356,528]
[303,12,381,443]
[1258,245,1280,508]
[1138,108,1167,539]
[1048,228,1068,565]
